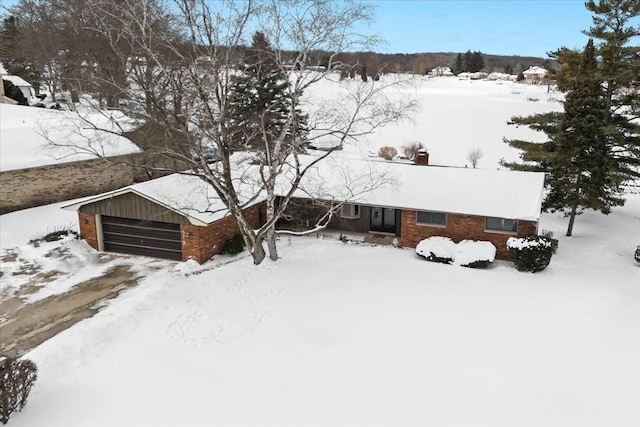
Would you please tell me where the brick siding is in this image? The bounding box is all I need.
[400,210,538,260]
[78,212,99,250]
[0,157,134,214]
[181,203,265,263]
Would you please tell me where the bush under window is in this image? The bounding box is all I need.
[507,235,558,273]
[416,237,496,268]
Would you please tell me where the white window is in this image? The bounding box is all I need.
[340,203,360,219]
[416,211,446,226]
[485,217,518,233]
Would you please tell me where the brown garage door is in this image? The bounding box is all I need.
[101,216,182,260]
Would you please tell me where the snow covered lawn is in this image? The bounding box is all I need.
[3,195,639,427]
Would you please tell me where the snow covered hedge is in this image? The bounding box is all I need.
[415,237,496,268]
[635,245,640,264]
[0,357,38,424]
[507,235,557,273]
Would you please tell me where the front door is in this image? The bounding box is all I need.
[370,207,397,234]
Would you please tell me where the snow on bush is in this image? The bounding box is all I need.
[455,240,496,268]
[507,235,557,273]
[635,245,640,264]
[415,236,456,264]
[416,237,496,268]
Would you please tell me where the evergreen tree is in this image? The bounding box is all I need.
[462,50,472,72]
[545,40,624,236]
[550,0,639,177]
[228,31,308,158]
[0,16,42,91]
[455,53,463,73]
[503,0,640,236]
[469,51,484,72]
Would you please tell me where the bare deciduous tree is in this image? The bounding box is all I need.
[43,0,418,265]
[467,148,483,168]
[401,140,424,161]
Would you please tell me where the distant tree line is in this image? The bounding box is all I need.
[0,0,554,107]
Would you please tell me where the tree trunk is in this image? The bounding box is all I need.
[566,205,577,237]
[251,240,266,265]
[265,187,279,261]
[267,226,278,261]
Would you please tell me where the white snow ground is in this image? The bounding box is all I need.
[1,77,639,427]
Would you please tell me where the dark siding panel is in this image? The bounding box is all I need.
[79,192,189,225]
[101,215,183,261]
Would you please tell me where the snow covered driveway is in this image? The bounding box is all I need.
[10,218,640,427]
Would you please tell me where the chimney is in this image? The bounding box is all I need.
[415,149,429,166]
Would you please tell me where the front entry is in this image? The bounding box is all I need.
[370,207,397,234]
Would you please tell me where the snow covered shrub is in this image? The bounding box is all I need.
[28,227,78,247]
[634,245,640,264]
[220,234,245,256]
[0,357,38,424]
[378,146,398,161]
[456,240,496,268]
[415,237,456,264]
[507,235,556,273]
[539,230,559,254]
[416,238,496,268]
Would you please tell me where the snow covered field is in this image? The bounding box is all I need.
[1,77,639,426]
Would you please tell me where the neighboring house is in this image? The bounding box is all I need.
[0,103,141,213]
[1,75,36,103]
[0,77,18,105]
[63,154,545,262]
[522,66,548,84]
[429,66,454,77]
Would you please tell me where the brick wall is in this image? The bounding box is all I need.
[181,203,265,263]
[78,212,99,250]
[400,210,538,260]
[0,157,134,214]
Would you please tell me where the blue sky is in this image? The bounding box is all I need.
[0,0,606,58]
[365,0,595,57]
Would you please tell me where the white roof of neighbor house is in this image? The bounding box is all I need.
[2,75,33,88]
[523,66,548,77]
[64,156,545,225]
[0,103,141,171]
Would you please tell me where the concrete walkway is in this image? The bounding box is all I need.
[0,265,139,358]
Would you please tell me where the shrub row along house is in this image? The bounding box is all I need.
[63,154,545,263]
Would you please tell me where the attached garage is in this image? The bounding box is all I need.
[101,216,182,261]
[63,174,266,263]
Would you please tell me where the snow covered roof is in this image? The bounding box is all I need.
[2,75,33,88]
[522,66,548,77]
[0,103,141,171]
[64,156,545,225]
[63,173,250,226]
[295,157,545,221]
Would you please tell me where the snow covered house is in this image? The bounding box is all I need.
[1,74,36,103]
[63,155,545,262]
[522,66,548,84]
[429,66,454,77]
[0,103,141,213]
